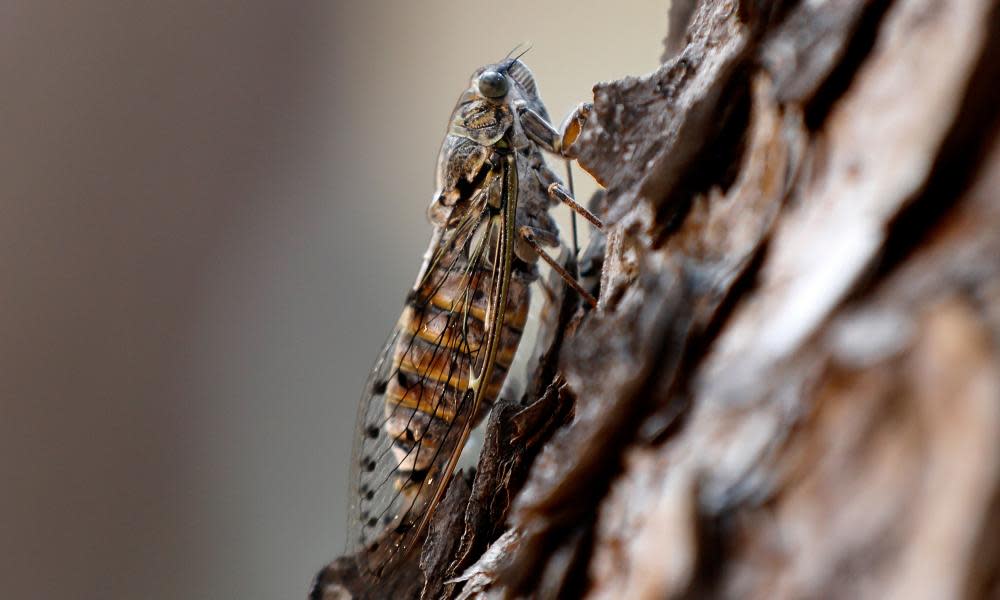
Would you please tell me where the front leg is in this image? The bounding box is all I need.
[532,165,605,231]
[518,102,592,158]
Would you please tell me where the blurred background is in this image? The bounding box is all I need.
[0,1,665,598]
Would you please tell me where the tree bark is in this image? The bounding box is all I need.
[314,0,1000,597]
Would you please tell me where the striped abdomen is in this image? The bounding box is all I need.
[382,260,531,499]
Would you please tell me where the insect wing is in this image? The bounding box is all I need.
[348,156,517,578]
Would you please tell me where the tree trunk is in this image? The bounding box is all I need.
[314,0,1000,597]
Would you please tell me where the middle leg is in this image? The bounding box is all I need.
[519,225,598,308]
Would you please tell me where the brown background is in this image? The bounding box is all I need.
[0,1,664,598]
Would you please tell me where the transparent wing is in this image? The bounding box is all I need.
[348,154,517,579]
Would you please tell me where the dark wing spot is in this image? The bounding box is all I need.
[367,517,378,527]
[370,378,388,395]
[394,521,413,535]
[397,370,415,389]
[366,425,380,439]
[365,490,374,500]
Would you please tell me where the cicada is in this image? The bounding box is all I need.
[348,54,602,582]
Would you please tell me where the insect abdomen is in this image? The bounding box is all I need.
[381,265,530,493]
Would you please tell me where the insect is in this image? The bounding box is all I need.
[348,53,603,582]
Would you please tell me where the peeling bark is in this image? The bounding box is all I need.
[314,0,1000,597]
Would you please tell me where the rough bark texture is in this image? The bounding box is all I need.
[314,0,1000,597]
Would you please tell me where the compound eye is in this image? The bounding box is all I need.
[477,70,509,99]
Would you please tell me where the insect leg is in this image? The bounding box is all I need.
[532,166,605,231]
[518,102,593,158]
[547,182,604,231]
[519,225,598,308]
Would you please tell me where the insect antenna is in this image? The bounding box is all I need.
[503,41,530,61]
[502,42,533,70]
[512,43,533,63]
